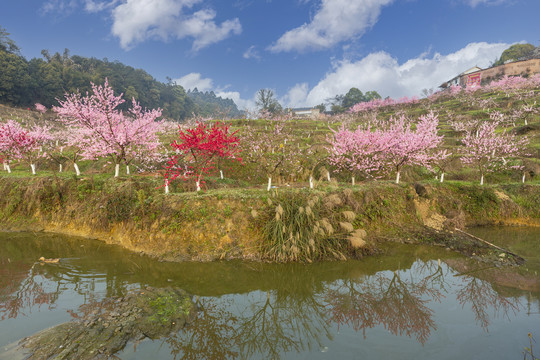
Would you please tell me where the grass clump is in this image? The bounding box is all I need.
[258,189,371,262]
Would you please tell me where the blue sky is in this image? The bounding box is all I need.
[2,0,539,111]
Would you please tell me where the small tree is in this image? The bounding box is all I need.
[0,120,50,174]
[165,122,241,192]
[256,89,282,116]
[327,123,388,183]
[460,121,529,185]
[241,115,295,190]
[384,112,444,184]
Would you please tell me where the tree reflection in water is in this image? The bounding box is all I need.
[166,298,240,360]
[456,276,521,331]
[0,252,531,359]
[324,260,445,344]
[166,289,331,360]
[163,259,525,359]
[0,259,57,320]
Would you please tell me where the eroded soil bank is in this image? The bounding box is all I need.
[0,176,539,262]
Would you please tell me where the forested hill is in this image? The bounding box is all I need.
[187,88,245,118]
[0,30,242,121]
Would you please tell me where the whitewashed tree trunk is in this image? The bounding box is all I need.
[59,164,63,173]
[126,165,130,175]
[326,171,331,182]
[267,177,272,191]
[395,170,401,184]
[352,176,355,186]
[74,163,81,176]
[2,162,6,171]
[525,119,528,126]
[30,164,36,175]
[196,179,201,192]
[220,170,223,179]
[480,174,484,185]
[6,164,11,173]
[165,183,169,194]
[60,146,64,154]
[440,172,445,183]
[115,163,120,177]
[309,175,314,189]
[522,172,526,183]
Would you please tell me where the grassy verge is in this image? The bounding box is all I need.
[1,174,539,262]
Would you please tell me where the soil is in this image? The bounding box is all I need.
[19,287,197,359]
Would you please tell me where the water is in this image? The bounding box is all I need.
[0,229,539,359]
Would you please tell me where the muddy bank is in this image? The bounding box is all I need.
[19,287,197,359]
[0,176,539,262]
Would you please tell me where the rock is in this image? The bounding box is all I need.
[414,183,428,198]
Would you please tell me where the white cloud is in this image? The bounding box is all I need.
[463,0,509,7]
[216,90,256,111]
[285,42,510,107]
[269,0,393,53]
[110,0,242,50]
[243,45,260,60]
[41,0,78,15]
[174,73,256,111]
[281,83,309,108]
[173,72,213,91]
[83,0,120,13]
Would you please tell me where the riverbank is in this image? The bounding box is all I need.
[0,175,539,262]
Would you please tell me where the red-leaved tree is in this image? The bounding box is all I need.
[165,122,241,192]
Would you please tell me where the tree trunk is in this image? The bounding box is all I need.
[30,164,36,175]
[480,174,484,185]
[440,172,445,183]
[115,163,120,177]
[126,165,130,175]
[74,163,81,176]
[196,179,201,192]
[6,164,11,173]
[395,170,400,184]
[59,163,63,173]
[522,172,526,183]
[267,177,272,191]
[220,170,224,179]
[165,183,169,194]
[326,171,331,182]
[309,175,314,189]
[352,176,355,186]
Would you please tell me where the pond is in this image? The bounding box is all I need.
[0,229,539,359]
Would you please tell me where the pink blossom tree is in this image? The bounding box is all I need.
[328,112,445,184]
[382,112,445,184]
[54,79,164,177]
[34,103,47,114]
[460,120,529,185]
[327,122,388,183]
[0,120,51,174]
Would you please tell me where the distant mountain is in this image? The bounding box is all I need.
[187,88,244,118]
[0,26,242,121]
